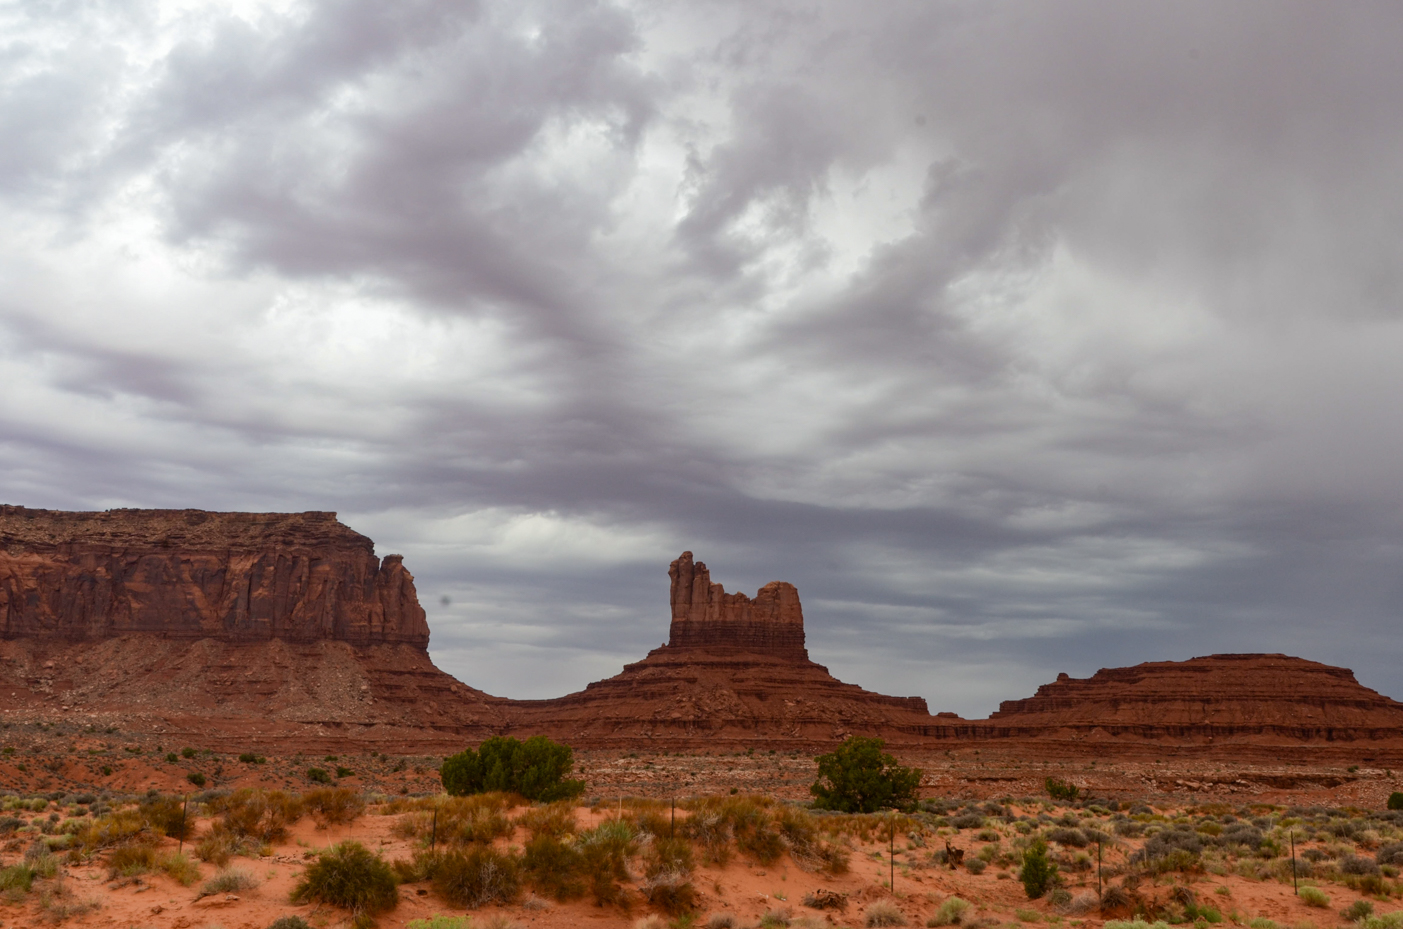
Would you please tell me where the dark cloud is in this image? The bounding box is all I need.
[3,0,1403,713]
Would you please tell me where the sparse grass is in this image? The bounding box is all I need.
[866,900,909,927]
[405,917,471,929]
[198,866,258,897]
[517,800,578,839]
[106,844,156,879]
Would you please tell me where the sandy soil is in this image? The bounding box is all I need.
[1,779,1400,929]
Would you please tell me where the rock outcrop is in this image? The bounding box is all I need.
[984,654,1403,742]
[510,553,932,749]
[667,552,806,657]
[0,506,428,647]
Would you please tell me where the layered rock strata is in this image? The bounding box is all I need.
[667,552,807,657]
[510,552,932,749]
[0,506,427,646]
[905,654,1403,761]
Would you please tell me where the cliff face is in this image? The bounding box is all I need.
[512,552,931,749]
[667,552,806,657]
[979,653,1403,741]
[0,506,428,648]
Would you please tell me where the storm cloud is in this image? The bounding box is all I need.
[4,0,1403,715]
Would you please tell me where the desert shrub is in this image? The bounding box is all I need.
[1379,842,1403,866]
[1247,919,1278,929]
[159,851,200,886]
[522,835,586,901]
[927,896,971,927]
[1045,778,1081,802]
[1104,922,1172,929]
[517,801,577,839]
[431,846,521,908]
[866,900,908,926]
[760,907,792,927]
[1298,886,1330,908]
[577,819,637,907]
[0,815,21,833]
[195,827,243,866]
[200,866,259,896]
[776,806,849,875]
[140,795,194,840]
[1389,793,1403,811]
[641,869,697,916]
[303,787,365,826]
[440,735,585,802]
[269,918,315,929]
[810,737,922,813]
[965,857,987,874]
[307,767,332,784]
[706,915,737,929]
[1046,827,1088,848]
[1344,901,1376,923]
[209,789,305,843]
[1020,838,1058,899]
[1359,913,1403,929]
[107,844,156,879]
[238,752,266,764]
[1341,853,1381,876]
[73,807,154,852]
[645,836,694,878]
[950,813,986,830]
[187,771,206,787]
[293,841,398,917]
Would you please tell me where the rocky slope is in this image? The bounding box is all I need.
[0,506,506,751]
[508,552,933,749]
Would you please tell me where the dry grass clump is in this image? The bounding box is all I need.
[198,866,259,898]
[522,835,586,901]
[865,899,909,927]
[927,896,972,927]
[158,851,200,886]
[517,801,578,840]
[303,787,365,826]
[431,846,521,908]
[207,788,305,843]
[106,844,156,880]
[394,793,516,846]
[577,818,638,907]
[139,795,195,840]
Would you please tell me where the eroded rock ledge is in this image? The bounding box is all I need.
[0,506,428,647]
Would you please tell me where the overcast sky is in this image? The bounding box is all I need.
[5,1,1403,717]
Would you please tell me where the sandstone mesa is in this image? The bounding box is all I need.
[4,505,1403,761]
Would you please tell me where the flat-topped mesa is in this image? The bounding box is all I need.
[667,551,806,658]
[0,505,428,648]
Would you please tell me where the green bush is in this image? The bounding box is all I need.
[1020,837,1058,899]
[307,768,332,784]
[238,753,266,764]
[431,846,521,908]
[440,735,585,802]
[1045,778,1080,802]
[181,747,197,758]
[200,867,259,896]
[0,863,35,894]
[927,897,971,927]
[140,795,194,840]
[1389,792,1403,811]
[1298,886,1329,908]
[186,771,206,788]
[810,736,922,813]
[292,841,399,916]
[1344,901,1375,923]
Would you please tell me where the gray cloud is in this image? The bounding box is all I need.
[3,0,1403,714]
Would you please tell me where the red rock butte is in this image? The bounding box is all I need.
[6,507,1403,761]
